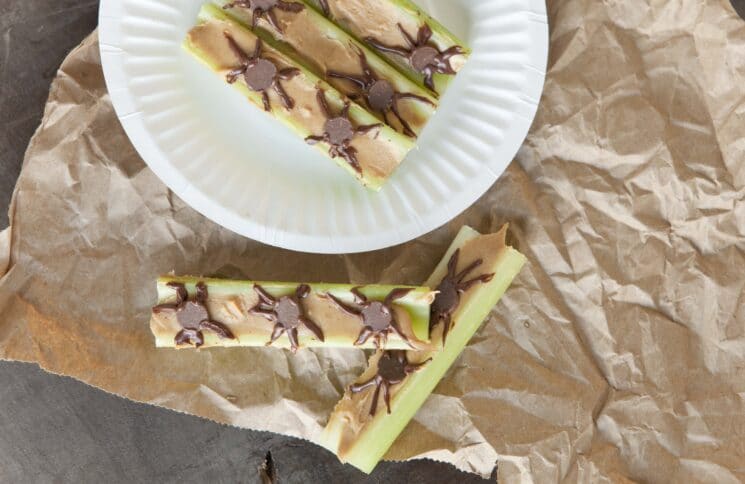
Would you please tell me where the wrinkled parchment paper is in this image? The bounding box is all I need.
[2,1,745,481]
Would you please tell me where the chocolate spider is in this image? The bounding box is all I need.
[305,89,382,173]
[431,249,495,344]
[152,282,235,347]
[350,351,430,415]
[249,284,324,352]
[224,32,300,112]
[326,287,413,348]
[365,24,464,92]
[327,50,435,137]
[223,0,304,33]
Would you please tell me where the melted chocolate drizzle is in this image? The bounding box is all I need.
[152,281,235,347]
[430,249,494,344]
[326,287,414,348]
[327,50,435,137]
[305,89,382,173]
[224,32,300,112]
[365,23,464,92]
[223,0,305,33]
[249,284,324,353]
[350,351,430,415]
[317,0,329,16]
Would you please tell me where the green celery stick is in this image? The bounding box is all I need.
[151,276,434,350]
[186,4,415,190]
[303,0,470,96]
[213,0,438,138]
[320,225,526,473]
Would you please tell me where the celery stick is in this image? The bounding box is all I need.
[186,4,415,190]
[320,225,526,473]
[151,276,434,350]
[213,0,438,137]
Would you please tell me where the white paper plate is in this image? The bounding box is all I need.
[99,0,547,254]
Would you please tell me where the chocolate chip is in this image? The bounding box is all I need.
[410,46,439,72]
[368,80,395,112]
[431,279,458,317]
[324,117,354,145]
[377,352,407,381]
[177,301,209,329]
[276,297,302,329]
[360,302,393,331]
[245,59,277,91]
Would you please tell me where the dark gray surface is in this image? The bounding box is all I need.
[0,2,490,483]
[733,0,745,19]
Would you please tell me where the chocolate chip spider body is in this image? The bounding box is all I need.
[249,284,324,352]
[350,351,430,415]
[430,249,495,344]
[223,32,300,112]
[365,24,464,92]
[223,0,305,33]
[305,89,382,173]
[326,287,413,348]
[327,51,435,137]
[152,282,235,347]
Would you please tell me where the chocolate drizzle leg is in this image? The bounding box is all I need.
[430,249,495,344]
[365,24,464,92]
[224,32,300,111]
[249,284,324,352]
[223,0,305,33]
[326,287,413,348]
[152,282,235,347]
[317,0,330,16]
[328,50,435,137]
[305,89,382,173]
[350,351,430,415]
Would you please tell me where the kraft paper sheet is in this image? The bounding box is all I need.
[1,1,744,481]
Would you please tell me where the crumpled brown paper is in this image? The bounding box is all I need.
[1,0,745,481]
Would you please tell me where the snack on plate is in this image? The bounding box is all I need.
[214,0,438,137]
[320,225,526,473]
[150,276,435,351]
[304,0,470,96]
[185,4,415,190]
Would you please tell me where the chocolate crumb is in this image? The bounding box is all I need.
[258,451,277,484]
